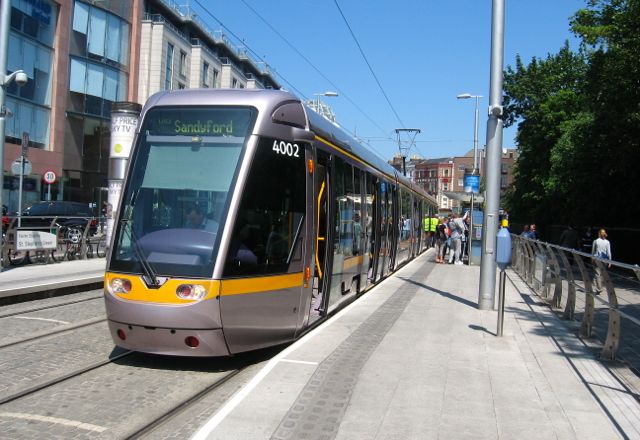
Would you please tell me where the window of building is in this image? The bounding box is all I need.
[4,97,50,148]
[7,34,53,106]
[501,175,508,188]
[69,57,127,117]
[10,0,56,46]
[212,69,219,87]
[165,43,174,90]
[179,50,187,77]
[443,183,449,191]
[458,165,465,171]
[71,1,130,69]
[443,169,449,177]
[458,179,463,187]
[202,62,209,87]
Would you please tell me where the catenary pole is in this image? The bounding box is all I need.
[478,0,505,310]
[0,0,11,271]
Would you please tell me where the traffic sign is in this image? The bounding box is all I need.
[22,132,29,157]
[11,157,32,175]
[43,170,57,184]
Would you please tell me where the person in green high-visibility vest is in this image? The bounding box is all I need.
[423,215,430,246]
[428,215,438,247]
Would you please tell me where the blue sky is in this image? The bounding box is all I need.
[191,0,585,161]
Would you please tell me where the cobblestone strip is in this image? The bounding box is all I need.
[271,263,429,440]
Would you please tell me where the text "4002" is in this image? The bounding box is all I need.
[272,140,300,158]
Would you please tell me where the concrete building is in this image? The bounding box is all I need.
[404,148,518,215]
[2,0,279,213]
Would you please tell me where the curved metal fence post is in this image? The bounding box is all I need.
[544,244,563,308]
[598,260,620,360]
[523,240,534,285]
[532,240,548,297]
[575,254,595,338]
[556,249,576,320]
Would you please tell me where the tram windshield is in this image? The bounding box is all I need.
[109,106,256,278]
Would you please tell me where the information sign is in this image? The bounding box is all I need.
[16,230,57,250]
[464,174,480,194]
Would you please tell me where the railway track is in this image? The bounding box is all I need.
[124,367,245,439]
[0,349,133,405]
[0,294,103,320]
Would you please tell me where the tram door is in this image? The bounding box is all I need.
[375,181,390,282]
[308,150,332,322]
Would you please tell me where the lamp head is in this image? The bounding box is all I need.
[457,93,472,99]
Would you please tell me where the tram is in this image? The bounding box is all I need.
[104,89,436,356]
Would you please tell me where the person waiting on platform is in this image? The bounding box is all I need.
[185,205,218,232]
[591,228,612,294]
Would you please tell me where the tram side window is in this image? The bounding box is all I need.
[224,138,306,277]
[334,158,355,258]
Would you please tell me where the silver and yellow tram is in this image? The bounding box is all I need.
[104,89,436,356]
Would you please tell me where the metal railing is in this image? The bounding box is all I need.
[1,216,107,267]
[511,234,640,362]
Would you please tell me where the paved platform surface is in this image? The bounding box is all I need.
[0,258,105,299]
[1,251,639,439]
[193,251,640,440]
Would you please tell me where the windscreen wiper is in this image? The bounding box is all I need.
[287,215,305,265]
[121,218,160,287]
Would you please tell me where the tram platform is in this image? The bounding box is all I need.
[0,258,105,300]
[194,250,640,440]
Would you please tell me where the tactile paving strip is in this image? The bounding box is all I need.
[271,263,429,440]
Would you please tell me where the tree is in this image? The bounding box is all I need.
[502,44,588,225]
[504,0,640,228]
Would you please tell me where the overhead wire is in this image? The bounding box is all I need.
[333,0,406,129]
[192,0,306,98]
[192,0,404,159]
[236,0,394,146]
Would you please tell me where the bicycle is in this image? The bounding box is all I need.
[84,234,107,258]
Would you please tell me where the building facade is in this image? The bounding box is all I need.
[2,0,279,213]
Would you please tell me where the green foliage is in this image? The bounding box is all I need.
[504,0,640,228]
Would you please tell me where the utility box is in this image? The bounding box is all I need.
[469,210,483,265]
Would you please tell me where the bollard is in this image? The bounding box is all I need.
[495,228,512,336]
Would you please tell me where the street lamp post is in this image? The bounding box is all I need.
[312,91,338,122]
[457,93,482,264]
[0,0,28,271]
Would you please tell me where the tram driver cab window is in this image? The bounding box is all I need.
[224,138,306,277]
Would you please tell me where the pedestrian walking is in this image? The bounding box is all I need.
[592,228,612,294]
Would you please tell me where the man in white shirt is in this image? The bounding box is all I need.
[185,206,219,232]
[448,211,469,265]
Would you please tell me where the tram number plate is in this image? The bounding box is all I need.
[16,230,57,250]
[272,140,300,158]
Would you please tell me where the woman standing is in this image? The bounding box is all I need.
[434,218,448,263]
[592,229,612,294]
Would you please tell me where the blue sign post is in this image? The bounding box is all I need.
[464,173,480,194]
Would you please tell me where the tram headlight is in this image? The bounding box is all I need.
[176,284,207,300]
[109,278,132,294]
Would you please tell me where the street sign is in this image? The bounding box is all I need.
[22,132,29,157]
[11,158,32,175]
[464,174,480,194]
[43,170,57,184]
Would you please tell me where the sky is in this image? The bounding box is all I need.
[188,0,586,162]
